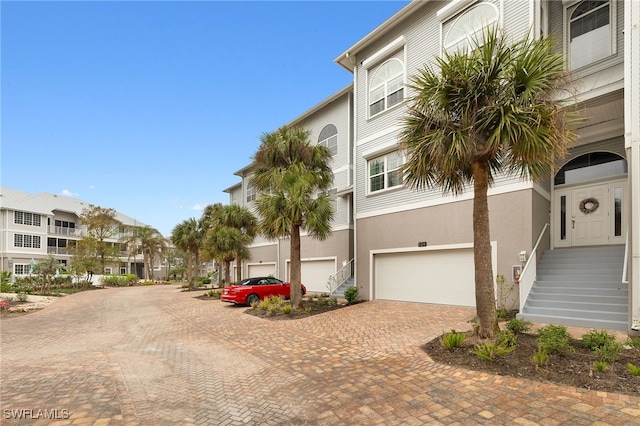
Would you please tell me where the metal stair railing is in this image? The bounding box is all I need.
[327,259,354,294]
[519,223,549,311]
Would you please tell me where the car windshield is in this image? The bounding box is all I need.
[239,277,283,286]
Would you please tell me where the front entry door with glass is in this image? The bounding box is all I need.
[554,180,626,248]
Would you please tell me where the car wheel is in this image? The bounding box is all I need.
[246,294,260,307]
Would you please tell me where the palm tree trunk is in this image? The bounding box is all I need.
[290,224,303,309]
[472,160,499,338]
[235,256,242,282]
[224,260,231,286]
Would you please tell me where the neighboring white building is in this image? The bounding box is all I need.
[0,186,159,279]
[226,0,640,333]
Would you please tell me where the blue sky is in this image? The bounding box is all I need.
[1,0,409,236]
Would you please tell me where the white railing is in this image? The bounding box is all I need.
[327,259,354,294]
[622,230,629,283]
[48,226,85,236]
[519,223,550,311]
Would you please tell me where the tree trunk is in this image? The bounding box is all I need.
[472,160,499,338]
[224,260,231,286]
[235,256,242,282]
[290,224,303,309]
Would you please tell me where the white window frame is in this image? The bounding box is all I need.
[246,184,257,203]
[441,1,500,55]
[368,58,405,118]
[14,234,41,249]
[318,124,338,156]
[564,0,616,70]
[14,264,29,275]
[14,211,42,227]
[104,267,112,275]
[367,151,404,194]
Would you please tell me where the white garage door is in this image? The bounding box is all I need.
[374,248,475,307]
[247,263,276,278]
[287,259,336,293]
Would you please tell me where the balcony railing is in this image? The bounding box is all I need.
[48,226,85,237]
[47,246,75,255]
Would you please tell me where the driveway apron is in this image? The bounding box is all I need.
[1,285,638,425]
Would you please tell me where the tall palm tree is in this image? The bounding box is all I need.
[134,226,167,281]
[171,218,202,286]
[400,28,578,338]
[251,126,334,308]
[203,226,251,286]
[201,203,256,284]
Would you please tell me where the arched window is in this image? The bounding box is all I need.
[318,124,337,156]
[369,59,404,117]
[444,2,499,54]
[555,151,626,186]
[569,1,611,69]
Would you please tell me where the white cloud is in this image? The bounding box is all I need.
[87,185,96,190]
[191,204,205,211]
[60,189,79,197]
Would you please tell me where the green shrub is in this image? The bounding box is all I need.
[344,286,358,304]
[280,305,293,314]
[496,330,517,348]
[581,329,617,350]
[496,309,507,319]
[474,342,515,362]
[327,297,338,307]
[206,290,221,298]
[627,336,640,349]
[440,329,466,351]
[537,324,575,355]
[201,278,212,285]
[1,271,13,292]
[268,305,278,314]
[594,342,623,363]
[102,274,137,287]
[305,306,313,313]
[593,361,608,372]
[627,363,640,376]
[16,292,28,302]
[505,318,533,334]
[531,347,549,370]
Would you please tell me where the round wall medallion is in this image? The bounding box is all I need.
[579,197,599,214]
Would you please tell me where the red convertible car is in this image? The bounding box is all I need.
[221,277,307,306]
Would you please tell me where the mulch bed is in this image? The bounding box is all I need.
[424,330,640,397]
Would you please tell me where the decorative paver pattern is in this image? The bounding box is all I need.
[1,285,638,425]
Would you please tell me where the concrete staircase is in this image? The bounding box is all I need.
[518,245,627,331]
[331,277,354,299]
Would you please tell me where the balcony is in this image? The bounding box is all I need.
[47,246,75,255]
[48,225,85,237]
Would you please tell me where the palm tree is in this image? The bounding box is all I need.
[251,126,334,308]
[171,218,202,287]
[203,226,251,285]
[400,28,578,338]
[134,226,167,281]
[201,203,256,284]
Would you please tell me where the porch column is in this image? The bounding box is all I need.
[624,0,640,330]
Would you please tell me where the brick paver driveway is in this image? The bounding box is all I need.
[1,285,639,425]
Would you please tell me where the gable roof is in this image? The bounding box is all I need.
[0,186,143,227]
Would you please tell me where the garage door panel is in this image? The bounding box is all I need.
[375,249,475,307]
[247,263,276,278]
[287,259,336,293]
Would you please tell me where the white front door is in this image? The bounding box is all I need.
[571,184,609,246]
[553,179,627,248]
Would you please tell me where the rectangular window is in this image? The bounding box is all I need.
[104,267,112,275]
[246,185,257,202]
[368,152,404,193]
[14,211,41,227]
[14,264,29,275]
[14,234,41,248]
[614,186,622,237]
[560,196,567,241]
[120,267,127,274]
